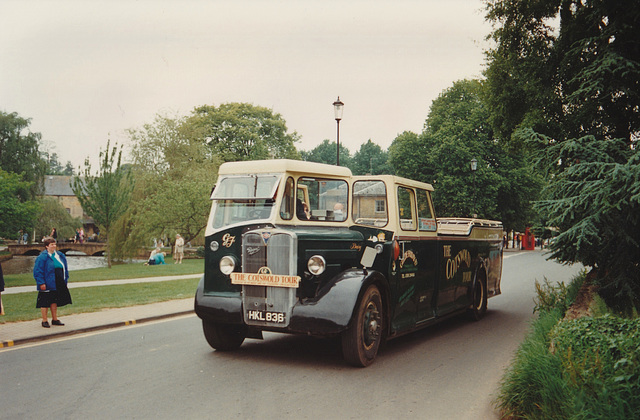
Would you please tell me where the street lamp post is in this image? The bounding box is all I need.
[333,96,344,166]
[470,158,478,218]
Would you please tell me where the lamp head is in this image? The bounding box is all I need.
[333,96,344,121]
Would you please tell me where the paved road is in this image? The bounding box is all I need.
[0,251,584,420]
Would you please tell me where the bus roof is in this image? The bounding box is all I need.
[217,159,352,177]
[352,174,434,192]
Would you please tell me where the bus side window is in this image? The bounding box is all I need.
[398,186,416,231]
[279,177,295,220]
[417,189,437,232]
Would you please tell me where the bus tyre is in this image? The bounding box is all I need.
[468,277,488,321]
[342,285,384,367]
[202,320,246,351]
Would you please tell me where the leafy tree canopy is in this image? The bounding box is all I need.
[349,140,393,175]
[485,0,640,312]
[35,197,82,242]
[530,130,640,313]
[484,0,640,146]
[0,169,40,239]
[0,111,47,199]
[112,113,220,259]
[390,79,541,230]
[45,152,74,176]
[72,141,133,267]
[188,102,300,162]
[301,139,352,167]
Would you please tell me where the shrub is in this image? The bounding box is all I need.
[533,271,585,314]
[496,308,573,419]
[549,315,640,418]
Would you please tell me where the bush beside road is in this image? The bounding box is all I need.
[496,272,640,419]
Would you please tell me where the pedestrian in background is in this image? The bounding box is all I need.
[34,237,72,328]
[0,262,5,316]
[174,234,184,264]
[50,227,57,241]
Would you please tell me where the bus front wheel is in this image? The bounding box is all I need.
[342,285,384,367]
[202,320,246,351]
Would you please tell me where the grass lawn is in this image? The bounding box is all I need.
[0,277,200,323]
[0,257,203,323]
[3,256,203,287]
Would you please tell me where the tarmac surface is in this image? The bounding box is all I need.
[0,274,200,349]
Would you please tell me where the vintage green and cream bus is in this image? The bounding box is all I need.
[195,159,503,366]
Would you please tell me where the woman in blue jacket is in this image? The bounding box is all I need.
[34,237,72,328]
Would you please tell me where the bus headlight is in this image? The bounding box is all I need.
[307,255,326,276]
[219,255,236,275]
[210,241,219,252]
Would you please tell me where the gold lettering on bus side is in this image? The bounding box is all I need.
[445,249,472,280]
[443,245,452,258]
[350,243,362,251]
[463,271,472,283]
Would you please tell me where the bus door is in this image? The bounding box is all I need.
[396,186,438,327]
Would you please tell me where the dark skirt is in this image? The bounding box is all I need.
[36,268,72,308]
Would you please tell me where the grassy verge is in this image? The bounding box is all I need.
[495,272,640,419]
[3,257,203,287]
[0,277,199,323]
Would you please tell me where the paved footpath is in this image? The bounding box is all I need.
[0,274,201,349]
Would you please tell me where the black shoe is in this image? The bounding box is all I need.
[42,321,50,328]
[51,320,64,326]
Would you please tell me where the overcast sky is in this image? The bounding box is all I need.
[1,0,493,169]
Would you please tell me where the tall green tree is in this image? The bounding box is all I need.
[188,102,300,162]
[0,111,47,199]
[111,113,220,259]
[532,132,640,313]
[485,0,640,312]
[349,140,393,175]
[45,152,74,176]
[484,0,640,146]
[556,0,640,143]
[0,169,40,240]
[300,139,352,167]
[387,131,425,180]
[71,141,133,267]
[390,79,540,230]
[483,0,562,147]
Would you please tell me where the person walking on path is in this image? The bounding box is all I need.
[34,237,72,328]
[174,234,184,264]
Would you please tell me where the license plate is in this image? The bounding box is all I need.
[246,309,286,324]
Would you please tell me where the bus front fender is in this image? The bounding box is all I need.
[288,268,386,335]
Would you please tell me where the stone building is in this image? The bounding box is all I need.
[43,175,97,237]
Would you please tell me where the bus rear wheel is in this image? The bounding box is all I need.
[468,277,487,321]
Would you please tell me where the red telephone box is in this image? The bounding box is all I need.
[523,227,535,250]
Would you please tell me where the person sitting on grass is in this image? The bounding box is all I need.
[153,251,167,265]
[145,248,161,265]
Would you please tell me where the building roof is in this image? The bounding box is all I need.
[43,175,75,196]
